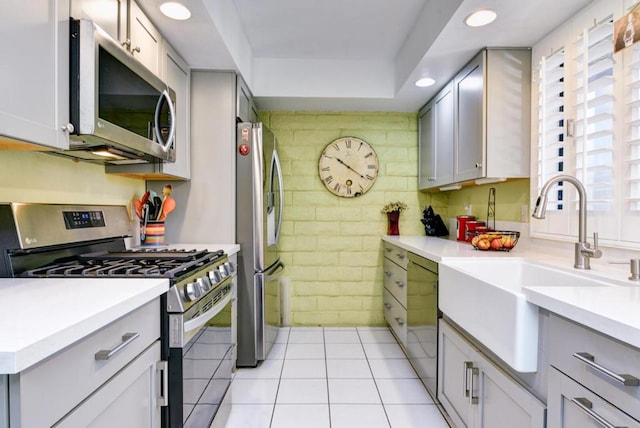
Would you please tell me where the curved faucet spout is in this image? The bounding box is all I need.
[532,175,587,242]
[532,174,601,269]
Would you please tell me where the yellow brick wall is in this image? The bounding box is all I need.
[260,111,448,326]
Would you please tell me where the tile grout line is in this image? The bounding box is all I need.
[269,327,290,428]
[323,327,332,428]
[357,327,394,428]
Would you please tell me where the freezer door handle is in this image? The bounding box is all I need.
[272,149,284,244]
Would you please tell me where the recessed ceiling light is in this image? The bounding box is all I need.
[415,77,436,88]
[160,2,191,20]
[464,9,497,27]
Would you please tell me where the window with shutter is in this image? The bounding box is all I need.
[531,0,640,249]
[536,49,566,212]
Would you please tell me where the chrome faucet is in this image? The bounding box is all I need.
[532,174,602,269]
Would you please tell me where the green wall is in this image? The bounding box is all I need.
[260,111,447,326]
[0,151,144,209]
[445,179,530,223]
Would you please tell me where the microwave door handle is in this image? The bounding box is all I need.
[154,89,176,152]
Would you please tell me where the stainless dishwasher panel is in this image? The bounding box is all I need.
[406,253,440,401]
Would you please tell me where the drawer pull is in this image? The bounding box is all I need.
[573,352,640,386]
[384,271,393,278]
[570,397,626,428]
[395,280,405,288]
[396,253,405,259]
[384,303,392,309]
[394,317,405,326]
[95,332,140,360]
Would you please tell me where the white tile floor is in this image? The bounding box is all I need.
[222,327,450,428]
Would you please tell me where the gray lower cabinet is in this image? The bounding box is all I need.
[547,314,640,427]
[438,319,546,428]
[548,367,640,428]
[7,298,163,427]
[382,242,408,346]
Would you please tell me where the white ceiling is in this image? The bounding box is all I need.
[137,0,595,112]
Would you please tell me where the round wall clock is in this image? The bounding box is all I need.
[318,136,379,198]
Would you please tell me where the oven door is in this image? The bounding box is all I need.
[166,281,233,428]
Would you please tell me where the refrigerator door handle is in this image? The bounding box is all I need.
[272,149,284,244]
[265,260,285,281]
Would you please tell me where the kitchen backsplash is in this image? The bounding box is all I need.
[0,151,144,207]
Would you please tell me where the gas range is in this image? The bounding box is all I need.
[0,203,232,312]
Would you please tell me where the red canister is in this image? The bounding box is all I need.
[456,215,476,241]
[465,221,486,242]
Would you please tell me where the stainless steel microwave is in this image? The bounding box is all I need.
[68,19,176,164]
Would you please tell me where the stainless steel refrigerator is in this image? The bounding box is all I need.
[236,122,285,367]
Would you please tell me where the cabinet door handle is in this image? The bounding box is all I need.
[384,271,393,278]
[157,360,168,407]
[395,280,405,288]
[464,361,473,398]
[384,303,392,309]
[394,317,404,326]
[570,397,625,428]
[475,162,482,168]
[573,352,640,386]
[396,253,405,259]
[469,365,479,405]
[464,361,479,404]
[95,332,140,360]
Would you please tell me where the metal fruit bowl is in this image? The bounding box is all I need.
[470,231,520,251]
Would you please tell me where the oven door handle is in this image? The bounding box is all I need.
[182,291,232,335]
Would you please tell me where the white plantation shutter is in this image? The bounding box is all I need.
[536,49,566,212]
[531,2,640,248]
[624,40,640,212]
[572,15,615,214]
[620,9,640,244]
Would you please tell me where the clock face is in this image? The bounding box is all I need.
[318,137,379,198]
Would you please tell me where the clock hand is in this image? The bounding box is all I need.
[334,157,366,180]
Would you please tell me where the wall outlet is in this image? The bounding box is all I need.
[521,205,529,223]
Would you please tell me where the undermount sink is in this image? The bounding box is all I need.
[439,258,617,373]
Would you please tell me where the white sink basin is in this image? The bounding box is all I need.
[439,258,616,372]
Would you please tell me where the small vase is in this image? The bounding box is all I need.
[387,211,400,235]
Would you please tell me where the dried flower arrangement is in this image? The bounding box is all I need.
[380,201,408,214]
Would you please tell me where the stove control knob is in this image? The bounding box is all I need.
[218,265,228,279]
[184,282,201,302]
[223,262,233,275]
[197,277,211,293]
[209,269,222,284]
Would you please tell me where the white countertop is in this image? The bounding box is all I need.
[0,278,168,374]
[383,234,640,349]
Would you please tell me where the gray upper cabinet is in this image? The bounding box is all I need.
[418,48,531,190]
[419,82,454,190]
[71,0,161,74]
[454,55,484,182]
[0,0,72,150]
[127,0,162,75]
[237,75,258,123]
[454,49,531,184]
[70,0,124,42]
